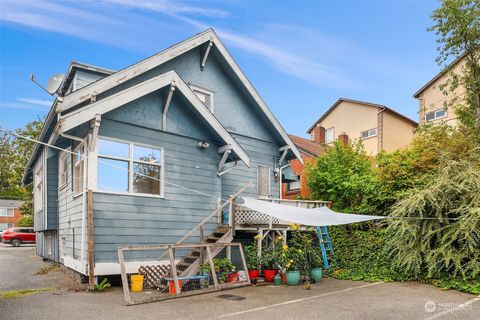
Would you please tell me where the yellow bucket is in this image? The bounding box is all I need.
[130,275,144,292]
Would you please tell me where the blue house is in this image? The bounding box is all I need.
[23,29,303,278]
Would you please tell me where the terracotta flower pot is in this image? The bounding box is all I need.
[263,269,278,282]
[281,272,287,284]
[248,269,260,280]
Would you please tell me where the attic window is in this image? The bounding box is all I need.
[190,84,214,113]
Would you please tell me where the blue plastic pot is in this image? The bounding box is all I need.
[310,268,323,282]
[285,271,301,285]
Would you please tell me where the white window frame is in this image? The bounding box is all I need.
[288,179,301,191]
[360,128,377,139]
[190,84,215,113]
[34,164,43,213]
[58,149,70,190]
[257,165,271,197]
[0,208,14,217]
[73,143,85,197]
[425,109,447,122]
[96,136,165,198]
[325,127,335,143]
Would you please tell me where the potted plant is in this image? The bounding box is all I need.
[261,248,279,282]
[308,246,323,283]
[215,258,237,283]
[244,243,261,280]
[284,249,301,285]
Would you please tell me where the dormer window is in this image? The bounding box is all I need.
[190,84,214,113]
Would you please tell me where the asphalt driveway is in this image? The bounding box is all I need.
[0,244,478,320]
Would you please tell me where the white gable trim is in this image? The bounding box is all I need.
[56,29,302,164]
[59,70,250,167]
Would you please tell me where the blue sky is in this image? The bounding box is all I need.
[0,0,443,138]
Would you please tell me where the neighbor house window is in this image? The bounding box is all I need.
[325,127,334,143]
[425,109,447,122]
[73,144,85,196]
[257,165,271,197]
[288,177,301,191]
[97,138,163,196]
[34,165,43,213]
[190,84,214,113]
[0,223,13,230]
[360,128,377,139]
[58,150,69,189]
[0,208,14,217]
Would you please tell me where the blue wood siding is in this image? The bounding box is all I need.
[93,118,222,262]
[46,155,58,229]
[221,134,280,200]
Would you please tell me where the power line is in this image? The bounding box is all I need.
[1,129,234,202]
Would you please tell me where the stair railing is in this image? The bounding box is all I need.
[156,182,252,262]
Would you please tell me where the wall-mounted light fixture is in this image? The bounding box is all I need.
[198,140,210,150]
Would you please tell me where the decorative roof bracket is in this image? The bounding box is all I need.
[162,81,176,131]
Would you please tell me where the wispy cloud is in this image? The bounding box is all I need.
[16,98,52,106]
[98,0,228,18]
[0,0,415,90]
[1,102,48,111]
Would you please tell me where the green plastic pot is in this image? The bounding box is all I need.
[285,271,301,285]
[310,268,323,282]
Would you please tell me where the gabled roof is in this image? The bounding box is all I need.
[56,28,302,164]
[413,52,467,99]
[59,70,250,166]
[61,61,115,96]
[288,134,324,158]
[307,98,418,133]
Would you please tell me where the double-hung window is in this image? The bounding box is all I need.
[34,165,43,212]
[97,138,163,196]
[0,208,14,217]
[425,109,447,122]
[73,144,85,196]
[58,150,69,189]
[325,127,334,143]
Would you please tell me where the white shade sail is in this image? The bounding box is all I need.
[238,197,385,226]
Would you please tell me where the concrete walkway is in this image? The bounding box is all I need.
[1,244,479,320]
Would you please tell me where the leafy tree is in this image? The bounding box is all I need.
[376,124,477,207]
[386,159,480,280]
[306,141,380,214]
[18,214,34,227]
[429,0,480,136]
[0,119,43,206]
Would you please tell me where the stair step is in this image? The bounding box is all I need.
[182,255,198,263]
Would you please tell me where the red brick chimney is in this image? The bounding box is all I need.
[338,133,349,146]
[311,125,325,144]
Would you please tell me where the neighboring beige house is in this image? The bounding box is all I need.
[306,98,418,155]
[413,53,467,126]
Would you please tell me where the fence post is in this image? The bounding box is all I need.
[168,246,181,294]
[200,225,204,267]
[206,246,219,289]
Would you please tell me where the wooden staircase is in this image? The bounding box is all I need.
[176,225,233,277]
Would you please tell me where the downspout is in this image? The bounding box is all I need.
[377,107,386,153]
[278,163,291,199]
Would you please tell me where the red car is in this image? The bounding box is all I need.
[1,227,36,246]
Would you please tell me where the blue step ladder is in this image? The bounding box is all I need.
[315,226,333,269]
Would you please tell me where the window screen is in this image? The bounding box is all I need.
[257,165,270,197]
